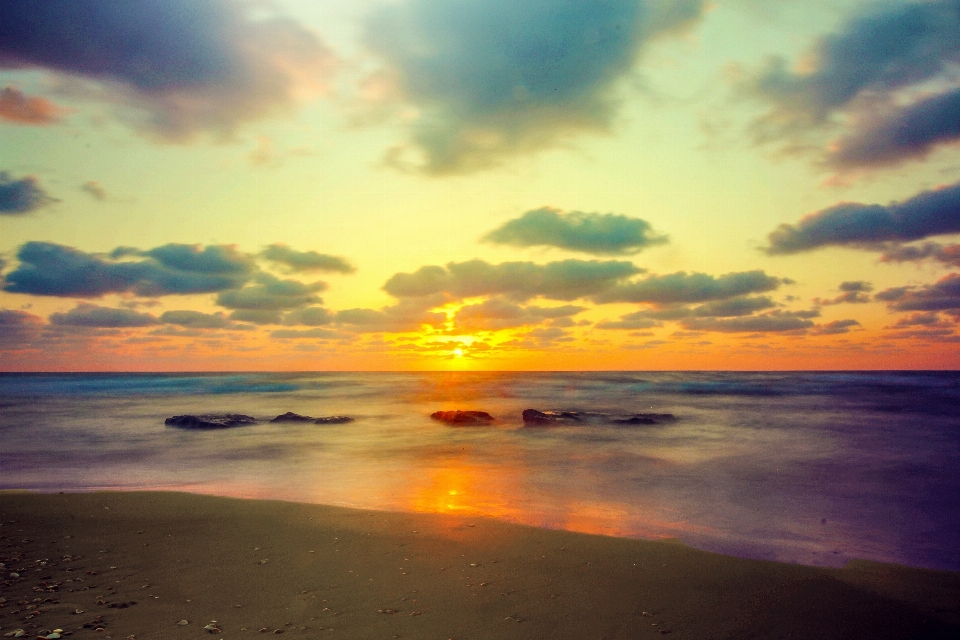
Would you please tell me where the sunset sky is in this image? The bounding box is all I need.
[2,0,960,370]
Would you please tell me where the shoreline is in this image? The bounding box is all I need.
[1,491,959,639]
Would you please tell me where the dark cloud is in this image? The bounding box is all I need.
[260,244,356,274]
[365,0,705,173]
[453,298,585,331]
[891,311,948,328]
[596,295,777,329]
[3,242,254,297]
[159,310,232,329]
[594,270,785,304]
[482,207,667,255]
[0,308,44,345]
[228,309,283,325]
[814,319,861,335]
[270,327,342,340]
[680,309,818,333]
[125,243,256,275]
[282,306,335,327]
[215,274,325,311]
[765,182,960,254]
[335,298,446,333]
[49,303,158,328]
[875,272,960,314]
[746,0,960,169]
[0,0,336,141]
[0,172,57,215]
[595,310,663,330]
[80,181,107,201]
[815,281,873,305]
[384,258,642,302]
[879,242,960,268]
[0,86,64,124]
[690,295,778,317]
[839,280,872,293]
[882,325,960,342]
[828,87,960,168]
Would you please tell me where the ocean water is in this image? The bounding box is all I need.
[1,371,958,571]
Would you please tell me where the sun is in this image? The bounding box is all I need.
[453,348,464,358]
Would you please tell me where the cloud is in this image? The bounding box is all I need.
[596,295,778,329]
[335,298,446,333]
[260,244,356,274]
[879,242,960,268]
[0,308,44,345]
[49,303,158,328]
[690,295,779,317]
[679,309,818,333]
[481,207,668,255]
[0,0,336,141]
[815,281,873,305]
[0,86,64,124]
[3,241,255,297]
[594,270,785,304]
[0,172,57,215]
[270,327,342,340]
[365,0,705,173]
[282,306,335,327]
[814,319,861,335]
[227,309,283,325]
[595,310,663,330]
[158,310,232,329]
[452,298,585,331]
[215,273,325,311]
[80,181,107,201]
[890,311,950,327]
[125,243,257,275]
[765,182,960,254]
[745,0,960,170]
[827,87,960,168]
[383,258,642,302]
[875,272,960,314]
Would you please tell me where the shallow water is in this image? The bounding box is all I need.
[1,371,958,570]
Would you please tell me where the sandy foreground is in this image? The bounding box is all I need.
[0,492,958,640]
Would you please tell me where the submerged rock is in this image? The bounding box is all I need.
[521,409,583,425]
[270,412,315,423]
[430,410,495,425]
[611,413,676,424]
[522,409,677,426]
[165,414,256,429]
[314,416,354,424]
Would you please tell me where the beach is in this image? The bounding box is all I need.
[1,491,958,640]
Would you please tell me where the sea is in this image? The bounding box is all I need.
[1,371,958,571]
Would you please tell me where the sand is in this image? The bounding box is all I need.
[0,492,958,640]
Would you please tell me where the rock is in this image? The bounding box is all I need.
[270,412,315,423]
[314,416,354,424]
[165,414,256,429]
[521,409,583,425]
[611,413,676,424]
[611,415,656,424]
[430,410,495,425]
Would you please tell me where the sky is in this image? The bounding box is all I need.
[2,0,960,371]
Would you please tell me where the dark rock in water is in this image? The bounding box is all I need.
[611,416,656,425]
[611,413,676,425]
[431,410,495,425]
[522,409,583,425]
[270,412,315,423]
[314,416,354,424]
[165,414,256,429]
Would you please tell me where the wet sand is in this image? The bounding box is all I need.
[1,491,958,639]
